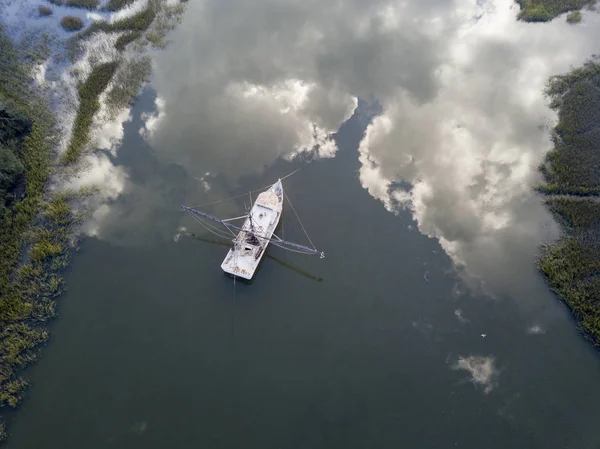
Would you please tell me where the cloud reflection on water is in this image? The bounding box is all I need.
[96,0,600,296]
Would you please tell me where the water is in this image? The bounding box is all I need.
[7,1,600,447]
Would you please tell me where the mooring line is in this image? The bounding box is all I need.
[188,159,313,209]
[230,275,236,337]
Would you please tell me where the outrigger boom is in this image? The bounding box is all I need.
[181,178,324,280]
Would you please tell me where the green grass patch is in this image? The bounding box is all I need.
[65,0,98,9]
[48,0,98,8]
[566,9,583,21]
[115,30,141,52]
[77,6,156,39]
[106,56,151,116]
[516,0,595,21]
[67,5,157,61]
[62,61,120,164]
[60,15,84,32]
[30,235,63,263]
[104,0,136,11]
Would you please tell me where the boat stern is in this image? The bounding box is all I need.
[221,248,256,280]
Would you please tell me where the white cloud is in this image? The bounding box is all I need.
[63,153,127,202]
[452,355,499,394]
[527,325,545,335]
[8,0,600,256]
[356,0,600,292]
[139,95,166,140]
[454,309,469,324]
[92,106,133,156]
[141,76,357,181]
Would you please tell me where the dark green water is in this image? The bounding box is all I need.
[7,1,600,447]
[5,92,600,449]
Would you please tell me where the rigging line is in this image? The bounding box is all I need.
[189,213,235,241]
[271,243,319,255]
[191,217,233,241]
[282,188,316,250]
[188,210,237,238]
[187,160,313,209]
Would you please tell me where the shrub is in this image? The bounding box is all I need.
[38,5,53,16]
[566,10,582,22]
[60,15,84,32]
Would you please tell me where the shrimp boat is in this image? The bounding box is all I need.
[180,178,324,280]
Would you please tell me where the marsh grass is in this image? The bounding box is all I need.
[62,61,120,164]
[115,30,141,52]
[63,0,186,164]
[0,25,87,441]
[538,58,600,345]
[516,0,595,21]
[69,0,184,57]
[73,6,156,43]
[105,56,151,117]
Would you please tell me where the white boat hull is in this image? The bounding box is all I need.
[220,179,283,279]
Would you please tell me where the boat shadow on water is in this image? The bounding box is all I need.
[187,233,324,284]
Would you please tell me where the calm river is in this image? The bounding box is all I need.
[6,1,600,448]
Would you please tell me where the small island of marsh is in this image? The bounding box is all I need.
[538,59,600,345]
[516,0,595,22]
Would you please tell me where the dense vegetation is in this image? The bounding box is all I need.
[516,0,596,21]
[538,59,600,345]
[0,104,28,219]
[0,25,84,442]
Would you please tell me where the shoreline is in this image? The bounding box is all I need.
[535,58,600,346]
[516,0,600,346]
[0,0,185,441]
[516,0,596,23]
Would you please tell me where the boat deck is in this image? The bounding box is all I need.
[221,181,283,279]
